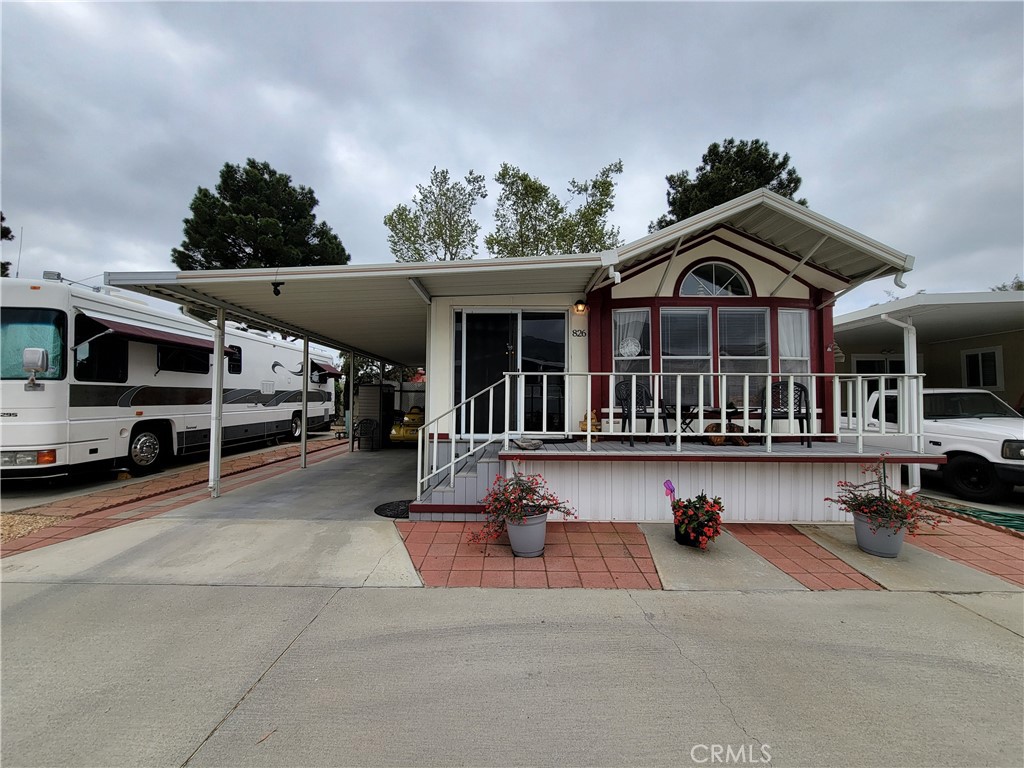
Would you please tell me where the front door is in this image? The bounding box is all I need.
[457,311,567,437]
[463,312,518,434]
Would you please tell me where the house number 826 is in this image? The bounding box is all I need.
[571,329,588,338]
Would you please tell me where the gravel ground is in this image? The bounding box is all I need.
[1,512,73,543]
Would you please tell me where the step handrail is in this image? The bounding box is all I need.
[416,375,510,498]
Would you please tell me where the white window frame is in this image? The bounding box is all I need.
[679,262,751,297]
[961,346,1004,391]
[612,308,651,374]
[660,307,712,405]
[778,309,810,376]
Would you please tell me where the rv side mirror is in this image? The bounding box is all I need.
[23,348,49,391]
[23,348,49,373]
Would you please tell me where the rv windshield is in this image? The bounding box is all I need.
[1,308,67,380]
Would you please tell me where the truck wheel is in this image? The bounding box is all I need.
[943,455,1010,503]
[290,415,303,441]
[127,426,165,474]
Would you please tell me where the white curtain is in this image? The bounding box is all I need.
[613,309,650,356]
[778,310,808,359]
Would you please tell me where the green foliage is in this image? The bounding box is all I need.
[171,159,350,270]
[991,275,1024,291]
[1,211,14,277]
[383,168,487,262]
[484,163,564,259]
[485,160,624,258]
[651,139,807,232]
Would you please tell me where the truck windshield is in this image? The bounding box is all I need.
[924,392,1019,419]
[1,308,67,380]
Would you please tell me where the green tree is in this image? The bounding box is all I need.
[383,168,487,262]
[1,211,14,277]
[650,139,807,232]
[485,160,624,258]
[172,159,350,270]
[991,275,1024,291]
[484,163,564,259]
[556,160,624,254]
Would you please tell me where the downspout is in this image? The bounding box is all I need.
[880,313,920,492]
[208,308,226,498]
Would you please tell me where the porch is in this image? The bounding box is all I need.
[414,370,935,522]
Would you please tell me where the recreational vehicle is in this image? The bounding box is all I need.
[1,276,338,478]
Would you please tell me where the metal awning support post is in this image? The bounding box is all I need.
[208,308,226,498]
[300,335,309,469]
[881,313,920,492]
[348,353,355,453]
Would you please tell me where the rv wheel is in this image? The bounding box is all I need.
[128,427,164,474]
[290,415,303,441]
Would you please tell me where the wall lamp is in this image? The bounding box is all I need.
[572,298,589,315]
[271,281,284,296]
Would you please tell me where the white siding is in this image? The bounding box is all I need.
[512,460,861,523]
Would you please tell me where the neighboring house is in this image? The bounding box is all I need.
[108,189,933,523]
[834,292,1024,411]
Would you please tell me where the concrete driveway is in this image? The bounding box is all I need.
[2,448,1023,767]
[1,447,422,588]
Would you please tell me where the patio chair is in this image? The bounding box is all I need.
[353,418,379,451]
[614,380,671,447]
[759,381,812,448]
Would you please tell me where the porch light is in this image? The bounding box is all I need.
[572,298,589,315]
[271,281,284,296]
[827,341,846,364]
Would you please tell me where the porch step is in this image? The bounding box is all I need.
[412,445,501,520]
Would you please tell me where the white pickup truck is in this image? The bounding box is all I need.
[862,388,1024,503]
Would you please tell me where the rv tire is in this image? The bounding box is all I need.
[127,425,166,474]
[290,414,303,441]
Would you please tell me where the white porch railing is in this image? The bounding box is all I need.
[416,372,926,498]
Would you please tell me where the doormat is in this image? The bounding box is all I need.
[374,500,411,519]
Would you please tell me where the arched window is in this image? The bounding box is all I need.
[679,262,751,297]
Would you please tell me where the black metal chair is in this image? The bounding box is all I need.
[353,418,379,451]
[614,380,671,447]
[759,381,812,448]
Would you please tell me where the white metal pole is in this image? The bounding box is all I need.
[208,308,226,498]
[300,336,309,469]
[348,353,355,452]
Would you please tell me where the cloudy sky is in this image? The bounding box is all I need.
[2,1,1021,314]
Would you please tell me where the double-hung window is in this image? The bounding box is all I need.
[660,308,711,407]
[778,309,810,386]
[612,308,650,398]
[718,308,769,406]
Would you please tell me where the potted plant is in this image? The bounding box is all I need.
[826,456,942,557]
[467,471,576,557]
[663,480,723,550]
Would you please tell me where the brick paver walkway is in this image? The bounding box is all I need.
[909,515,1024,587]
[725,523,883,590]
[396,521,662,589]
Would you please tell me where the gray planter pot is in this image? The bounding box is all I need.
[506,512,548,557]
[852,512,907,558]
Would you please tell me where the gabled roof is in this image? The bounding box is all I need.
[600,189,914,298]
[106,189,914,365]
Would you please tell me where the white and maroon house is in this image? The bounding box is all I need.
[109,189,934,522]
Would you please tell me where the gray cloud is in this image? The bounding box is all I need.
[2,1,1020,313]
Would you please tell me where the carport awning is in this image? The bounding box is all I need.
[80,311,216,352]
[106,254,609,366]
